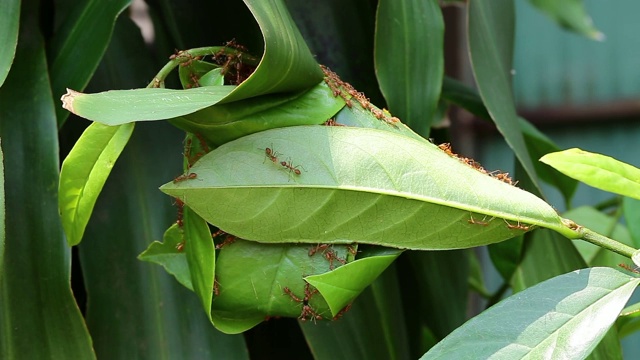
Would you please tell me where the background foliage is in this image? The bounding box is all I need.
[1,0,640,359]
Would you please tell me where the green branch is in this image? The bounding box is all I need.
[579,228,637,259]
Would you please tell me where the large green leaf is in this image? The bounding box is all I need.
[0,7,94,357]
[49,0,131,126]
[0,0,19,87]
[161,126,575,249]
[540,148,640,200]
[374,0,444,136]
[468,0,541,192]
[528,0,603,40]
[423,267,639,359]
[59,122,134,245]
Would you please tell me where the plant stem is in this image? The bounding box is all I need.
[579,228,637,258]
[148,46,261,88]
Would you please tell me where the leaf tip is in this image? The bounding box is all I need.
[61,88,81,113]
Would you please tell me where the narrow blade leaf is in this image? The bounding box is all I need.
[374,0,444,136]
[540,148,640,200]
[50,0,131,126]
[59,122,134,245]
[468,0,541,192]
[184,207,216,321]
[61,86,235,126]
[423,267,640,359]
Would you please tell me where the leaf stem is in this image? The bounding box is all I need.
[148,46,261,88]
[579,228,638,258]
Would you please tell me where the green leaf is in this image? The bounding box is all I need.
[61,86,236,126]
[178,60,218,89]
[540,148,640,200]
[226,0,323,101]
[306,248,401,315]
[423,267,639,359]
[301,265,412,360]
[161,126,573,250]
[199,68,225,87]
[519,120,578,205]
[468,0,541,192]
[0,0,19,87]
[59,122,134,245]
[211,239,353,333]
[0,138,4,280]
[623,197,640,248]
[49,0,132,126]
[0,9,94,357]
[408,251,470,340]
[374,0,444,136]
[528,0,603,40]
[138,224,193,290]
[184,207,216,322]
[171,81,345,146]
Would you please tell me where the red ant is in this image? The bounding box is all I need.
[175,241,185,252]
[504,219,532,231]
[280,159,304,176]
[619,263,640,274]
[214,277,221,296]
[212,230,236,249]
[332,303,352,320]
[468,214,491,226]
[283,283,323,322]
[309,244,346,270]
[263,147,279,163]
[173,172,197,183]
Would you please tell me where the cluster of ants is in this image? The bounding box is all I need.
[283,282,352,322]
[321,65,400,128]
[437,142,517,186]
[170,39,257,89]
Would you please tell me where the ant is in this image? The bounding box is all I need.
[283,283,323,322]
[173,172,197,183]
[280,159,304,176]
[504,219,532,231]
[467,214,491,226]
[308,244,346,270]
[263,147,279,163]
[619,263,640,274]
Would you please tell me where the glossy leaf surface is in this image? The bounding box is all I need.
[59,122,134,245]
[540,148,640,200]
[424,267,639,359]
[161,126,574,250]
